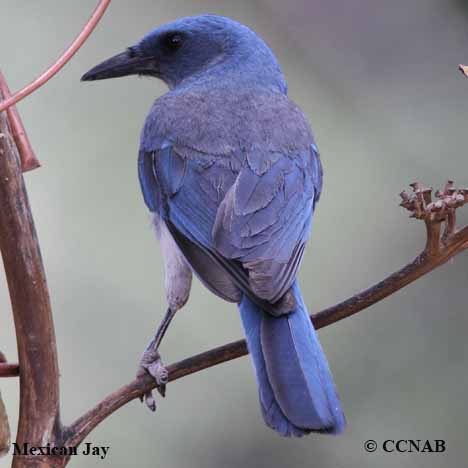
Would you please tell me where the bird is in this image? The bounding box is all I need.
[82,14,346,437]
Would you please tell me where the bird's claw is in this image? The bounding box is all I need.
[137,348,169,411]
[400,180,468,253]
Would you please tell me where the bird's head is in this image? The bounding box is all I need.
[81,14,286,91]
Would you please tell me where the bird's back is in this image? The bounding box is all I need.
[139,82,322,312]
[140,85,315,160]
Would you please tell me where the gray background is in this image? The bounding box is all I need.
[1,1,468,467]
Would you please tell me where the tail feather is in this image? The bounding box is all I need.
[240,293,307,436]
[239,281,345,436]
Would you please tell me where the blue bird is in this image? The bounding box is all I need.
[82,14,345,436]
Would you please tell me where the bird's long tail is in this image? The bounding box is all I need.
[239,281,346,437]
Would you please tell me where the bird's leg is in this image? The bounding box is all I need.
[137,307,178,411]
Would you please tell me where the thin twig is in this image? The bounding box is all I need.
[0,353,18,378]
[0,352,18,378]
[0,0,111,114]
[0,364,19,378]
[0,72,40,172]
[64,201,468,448]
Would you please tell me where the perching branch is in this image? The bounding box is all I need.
[62,182,468,448]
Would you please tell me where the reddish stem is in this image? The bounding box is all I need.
[0,72,40,172]
[0,0,111,114]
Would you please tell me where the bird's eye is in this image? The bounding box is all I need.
[165,33,183,50]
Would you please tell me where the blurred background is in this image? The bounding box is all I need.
[1,0,468,467]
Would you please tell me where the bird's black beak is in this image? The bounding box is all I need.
[81,50,156,81]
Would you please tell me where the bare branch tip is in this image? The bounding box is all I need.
[400,180,468,254]
[0,72,41,172]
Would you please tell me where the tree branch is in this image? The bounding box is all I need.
[0,99,61,467]
[0,0,111,114]
[64,184,468,448]
[0,5,112,463]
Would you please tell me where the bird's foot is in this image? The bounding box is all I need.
[136,348,168,411]
[400,180,468,255]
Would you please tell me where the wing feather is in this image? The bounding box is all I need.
[138,103,323,311]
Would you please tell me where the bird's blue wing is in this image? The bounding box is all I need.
[213,144,322,304]
[138,141,322,309]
